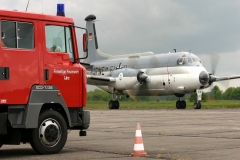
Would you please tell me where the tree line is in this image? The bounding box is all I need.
[87,86,240,101]
[206,85,240,100]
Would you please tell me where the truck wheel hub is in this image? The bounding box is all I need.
[39,118,61,147]
[45,125,58,142]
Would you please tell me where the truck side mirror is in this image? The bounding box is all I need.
[83,33,87,52]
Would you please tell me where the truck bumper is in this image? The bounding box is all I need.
[0,113,7,134]
[82,110,90,129]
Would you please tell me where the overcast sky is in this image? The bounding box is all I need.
[2,0,240,91]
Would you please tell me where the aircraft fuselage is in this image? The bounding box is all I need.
[87,52,209,97]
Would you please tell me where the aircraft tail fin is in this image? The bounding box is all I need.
[83,14,107,63]
[82,14,155,63]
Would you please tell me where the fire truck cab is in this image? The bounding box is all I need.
[0,6,90,154]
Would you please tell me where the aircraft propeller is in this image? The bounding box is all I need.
[208,54,220,85]
[137,71,148,84]
[210,53,220,75]
[208,54,232,90]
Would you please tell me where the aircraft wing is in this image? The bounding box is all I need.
[80,62,92,69]
[216,75,240,81]
[86,75,116,85]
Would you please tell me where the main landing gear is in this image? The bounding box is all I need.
[109,94,120,109]
[194,89,202,109]
[109,100,119,109]
[175,94,186,109]
[176,99,186,109]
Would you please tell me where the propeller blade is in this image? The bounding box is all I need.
[146,55,160,75]
[210,54,220,75]
[126,86,138,101]
[216,75,240,81]
[217,81,230,91]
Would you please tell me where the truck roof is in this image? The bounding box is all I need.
[0,9,74,24]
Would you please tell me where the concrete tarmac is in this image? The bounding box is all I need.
[1,109,240,160]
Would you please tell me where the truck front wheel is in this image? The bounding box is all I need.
[0,140,2,148]
[30,110,67,154]
[0,136,3,148]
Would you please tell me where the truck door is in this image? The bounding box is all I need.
[0,20,39,104]
[43,23,80,107]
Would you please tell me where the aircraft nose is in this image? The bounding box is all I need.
[199,71,209,85]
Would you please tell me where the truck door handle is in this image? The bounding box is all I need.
[0,67,10,80]
[44,69,49,81]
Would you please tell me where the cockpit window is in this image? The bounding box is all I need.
[177,58,183,65]
[177,58,188,65]
[183,58,187,64]
[188,58,192,63]
[198,59,202,63]
[177,57,202,65]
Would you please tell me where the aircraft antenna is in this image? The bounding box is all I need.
[25,0,30,11]
[173,49,176,53]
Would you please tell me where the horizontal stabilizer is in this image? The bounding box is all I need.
[96,49,154,59]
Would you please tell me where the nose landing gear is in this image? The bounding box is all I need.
[194,89,202,109]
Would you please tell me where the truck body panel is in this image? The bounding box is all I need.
[0,7,89,154]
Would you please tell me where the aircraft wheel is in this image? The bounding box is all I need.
[181,100,186,109]
[194,102,201,109]
[176,100,181,109]
[114,100,120,109]
[194,102,198,109]
[29,110,67,154]
[197,102,201,109]
[109,100,114,109]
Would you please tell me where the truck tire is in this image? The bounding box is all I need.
[30,110,67,154]
[0,137,3,148]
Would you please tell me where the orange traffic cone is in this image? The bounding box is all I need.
[131,123,148,157]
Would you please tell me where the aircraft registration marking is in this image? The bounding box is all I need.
[119,73,123,80]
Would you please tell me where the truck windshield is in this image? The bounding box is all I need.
[45,25,74,61]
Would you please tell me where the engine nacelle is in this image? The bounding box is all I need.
[107,68,139,90]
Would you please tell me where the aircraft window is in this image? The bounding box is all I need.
[199,59,202,63]
[188,58,192,63]
[192,58,196,62]
[182,58,187,64]
[177,58,183,65]
[110,66,113,71]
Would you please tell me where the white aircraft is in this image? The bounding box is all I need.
[81,14,240,109]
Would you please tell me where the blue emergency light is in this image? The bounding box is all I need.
[57,4,65,16]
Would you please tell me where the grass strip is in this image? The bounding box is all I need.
[85,100,240,110]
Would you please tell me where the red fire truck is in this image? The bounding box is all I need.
[0,4,90,154]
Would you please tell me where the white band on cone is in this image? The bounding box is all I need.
[135,130,142,137]
[134,144,145,151]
